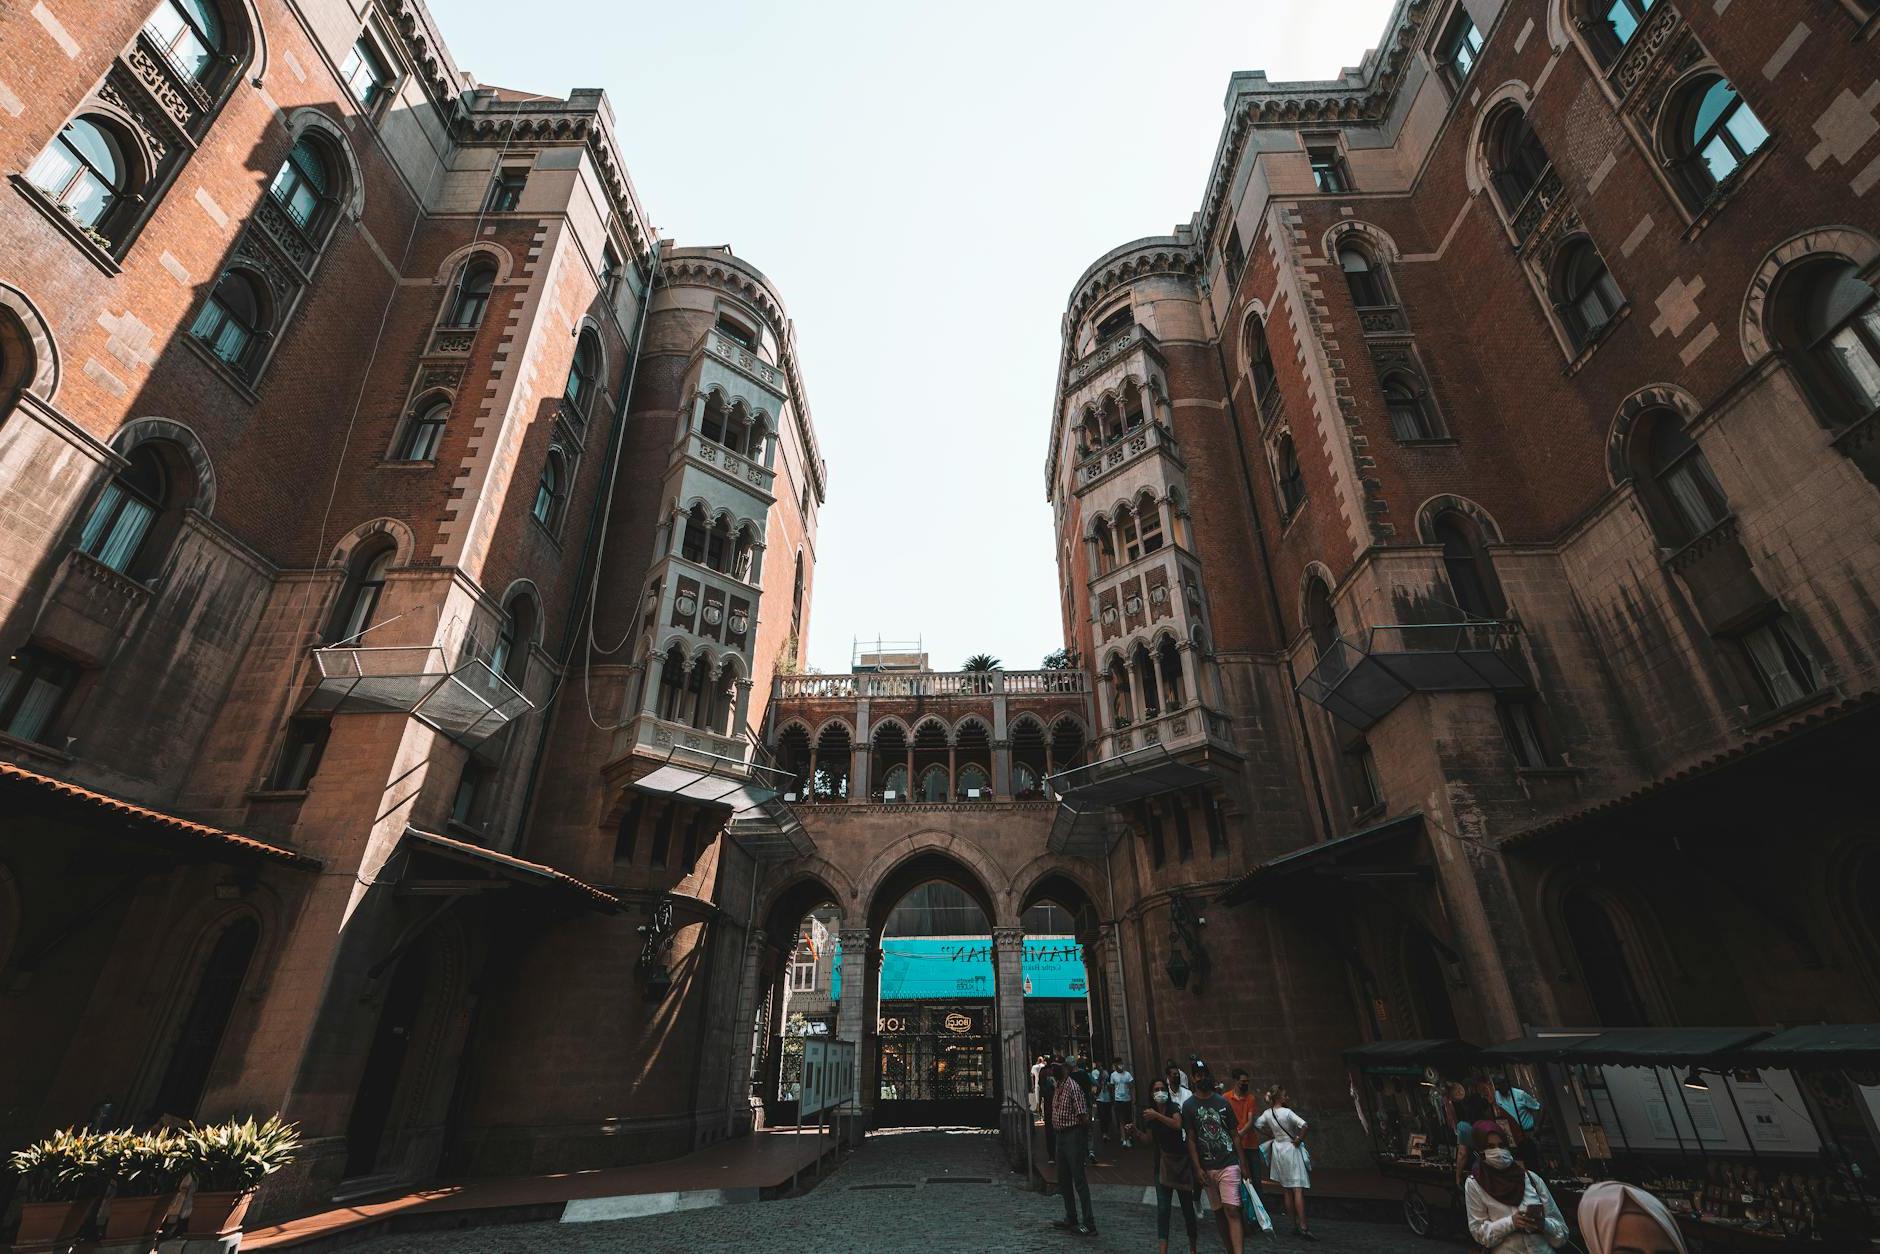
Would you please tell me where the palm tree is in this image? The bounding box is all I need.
[962,653,1002,672]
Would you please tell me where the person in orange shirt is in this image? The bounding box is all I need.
[1224,1068,1264,1165]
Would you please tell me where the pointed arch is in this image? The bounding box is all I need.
[0,281,60,401]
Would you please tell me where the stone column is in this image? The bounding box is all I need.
[726,927,768,1135]
[992,738,1012,798]
[835,927,873,1144]
[1095,922,1131,1067]
[1126,655,1148,726]
[947,744,957,799]
[640,649,667,716]
[732,677,753,740]
[851,744,871,804]
[992,926,1030,1147]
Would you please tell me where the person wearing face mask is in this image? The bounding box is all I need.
[1576,1181,1686,1254]
[1464,1121,1568,1252]
[1136,1078,1201,1254]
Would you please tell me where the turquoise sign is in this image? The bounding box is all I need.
[829,937,1087,1002]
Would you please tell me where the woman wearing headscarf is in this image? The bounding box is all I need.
[1463,1121,1568,1252]
[1577,1181,1687,1254]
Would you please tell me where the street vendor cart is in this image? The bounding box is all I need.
[1344,1038,1484,1239]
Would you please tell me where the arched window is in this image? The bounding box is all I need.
[329,541,394,644]
[1486,106,1553,222]
[917,763,949,803]
[395,400,448,462]
[1339,245,1390,308]
[533,449,565,528]
[1433,512,1503,619]
[268,135,333,233]
[1245,314,1278,402]
[1775,260,1880,424]
[443,261,495,328]
[144,0,226,85]
[190,271,267,370]
[1383,374,1437,441]
[1137,494,1165,553]
[1155,638,1186,708]
[1594,0,1654,56]
[77,444,167,576]
[1561,888,1653,1026]
[1303,576,1337,660]
[1642,415,1729,544]
[26,117,128,233]
[879,763,909,801]
[147,916,258,1122]
[1675,76,1768,201]
[565,331,600,417]
[957,763,990,799]
[1275,434,1305,518]
[1116,504,1141,562]
[1093,520,1116,575]
[490,594,534,687]
[1553,239,1623,349]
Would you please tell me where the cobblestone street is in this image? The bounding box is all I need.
[346,1130,1437,1253]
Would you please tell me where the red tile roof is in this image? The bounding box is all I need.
[0,760,321,869]
[1502,690,1880,849]
[405,827,619,910]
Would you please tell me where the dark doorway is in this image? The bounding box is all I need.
[148,917,259,1123]
[1403,929,1459,1039]
[345,949,427,1178]
[1563,889,1651,1027]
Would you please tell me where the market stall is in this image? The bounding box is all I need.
[1344,1038,1483,1238]
[1486,1026,1880,1250]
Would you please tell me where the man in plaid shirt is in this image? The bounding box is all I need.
[1050,1061,1097,1235]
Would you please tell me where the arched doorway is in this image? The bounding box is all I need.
[867,852,1000,1128]
[342,926,466,1183]
[1402,927,1460,1039]
[1561,887,1653,1027]
[754,877,842,1128]
[1018,872,1102,1069]
[146,915,260,1123]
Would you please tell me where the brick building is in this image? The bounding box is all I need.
[0,0,824,1224]
[1041,0,1880,1168]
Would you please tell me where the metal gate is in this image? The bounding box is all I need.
[875,1003,997,1127]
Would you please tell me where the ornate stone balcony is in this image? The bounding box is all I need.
[1065,324,1160,395]
[622,711,749,764]
[1094,703,1234,762]
[774,669,1088,700]
[684,430,775,494]
[1074,420,1180,492]
[36,549,152,665]
[1511,166,1565,250]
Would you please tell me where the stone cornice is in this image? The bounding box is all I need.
[1195,0,1437,249]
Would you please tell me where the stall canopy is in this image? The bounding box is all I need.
[1740,1024,1880,1064]
[1220,811,1426,906]
[1483,1027,1772,1064]
[1344,1037,1480,1066]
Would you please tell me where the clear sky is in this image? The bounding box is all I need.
[431,0,1398,673]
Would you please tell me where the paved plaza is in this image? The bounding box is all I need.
[345,1130,1436,1253]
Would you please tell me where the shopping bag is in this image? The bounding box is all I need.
[1240,1178,1274,1233]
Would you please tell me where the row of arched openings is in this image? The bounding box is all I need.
[773,716,1089,803]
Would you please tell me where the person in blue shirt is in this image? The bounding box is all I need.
[1493,1075,1543,1169]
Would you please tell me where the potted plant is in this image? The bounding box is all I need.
[175,1116,300,1238]
[8,1127,108,1244]
[99,1129,184,1244]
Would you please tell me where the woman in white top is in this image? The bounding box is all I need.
[1256,1085,1314,1240]
[1463,1121,1568,1253]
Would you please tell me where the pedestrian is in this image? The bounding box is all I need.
[1577,1181,1686,1254]
[1452,1076,1496,1186]
[1164,1060,1193,1108]
[1182,1067,1248,1254]
[1109,1057,1135,1148]
[1040,1058,1059,1164]
[1049,1060,1098,1236]
[1224,1068,1262,1160]
[1094,1056,1115,1144]
[1255,1084,1314,1240]
[1081,1057,1103,1161]
[1463,1121,1568,1251]
[1493,1074,1543,1170]
[1031,1054,1047,1112]
[1136,1076,1200,1254]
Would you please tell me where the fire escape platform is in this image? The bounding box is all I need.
[1294,622,1529,730]
[304,645,530,748]
[626,751,813,861]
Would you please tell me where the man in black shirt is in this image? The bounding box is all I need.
[1182,1069,1246,1254]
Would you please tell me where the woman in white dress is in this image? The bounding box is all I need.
[1257,1085,1314,1240]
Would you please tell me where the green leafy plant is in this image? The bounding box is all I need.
[176,1116,300,1193]
[1041,648,1079,670]
[116,1130,185,1197]
[962,653,1002,672]
[9,1128,112,1202]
